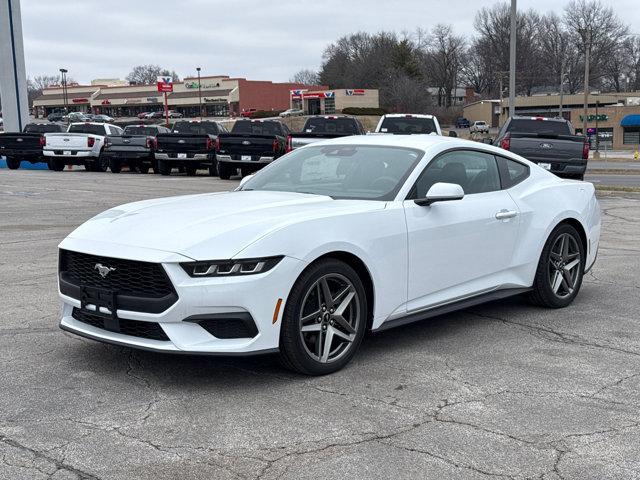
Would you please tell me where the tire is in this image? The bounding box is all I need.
[152,159,160,174]
[217,161,232,180]
[49,158,65,171]
[6,157,20,170]
[208,160,218,177]
[279,259,368,375]
[529,223,585,308]
[185,165,197,176]
[138,164,150,174]
[158,160,172,176]
[109,159,122,174]
[95,155,108,172]
[84,161,95,172]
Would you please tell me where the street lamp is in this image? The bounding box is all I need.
[59,68,68,120]
[196,67,202,119]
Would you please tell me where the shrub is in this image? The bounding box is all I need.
[341,107,387,116]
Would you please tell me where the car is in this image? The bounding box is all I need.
[279,109,304,118]
[43,122,124,171]
[168,111,183,119]
[374,114,442,135]
[494,116,589,181]
[93,114,115,123]
[241,109,257,118]
[57,134,600,375]
[455,117,470,128]
[47,112,65,122]
[288,115,366,150]
[62,112,90,123]
[470,120,490,134]
[0,122,66,169]
[137,112,150,120]
[145,111,163,119]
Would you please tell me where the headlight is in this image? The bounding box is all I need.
[180,256,284,277]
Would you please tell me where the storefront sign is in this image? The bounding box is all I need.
[303,91,334,99]
[125,98,143,104]
[580,114,608,122]
[290,89,307,99]
[345,89,365,96]
[185,81,220,89]
[157,76,173,93]
[146,97,160,103]
[204,98,226,103]
[101,99,111,105]
[72,98,88,103]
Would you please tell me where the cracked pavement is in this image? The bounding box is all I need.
[1,170,639,479]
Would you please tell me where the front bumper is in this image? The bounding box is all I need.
[58,246,305,355]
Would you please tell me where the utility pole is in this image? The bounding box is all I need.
[508,0,517,119]
[582,29,591,137]
[498,72,504,126]
[60,68,68,122]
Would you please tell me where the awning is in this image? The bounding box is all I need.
[621,114,640,127]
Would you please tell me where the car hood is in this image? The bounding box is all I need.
[65,190,386,260]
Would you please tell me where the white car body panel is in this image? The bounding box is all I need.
[57,134,601,354]
[43,122,115,158]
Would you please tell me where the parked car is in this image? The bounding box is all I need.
[215,119,290,179]
[168,110,183,119]
[241,109,257,118]
[0,122,66,169]
[137,112,150,119]
[154,120,226,176]
[103,124,171,174]
[47,112,65,122]
[57,134,601,374]
[494,116,589,180]
[279,108,304,118]
[455,117,470,128]
[62,112,90,123]
[93,114,115,123]
[43,122,124,172]
[470,120,490,134]
[374,114,442,135]
[288,116,366,150]
[145,111,163,119]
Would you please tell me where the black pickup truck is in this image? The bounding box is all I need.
[103,124,171,174]
[0,122,66,169]
[215,120,290,179]
[288,116,366,151]
[494,116,589,180]
[154,120,227,176]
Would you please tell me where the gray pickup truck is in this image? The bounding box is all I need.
[103,124,171,174]
[494,116,589,180]
[288,116,365,151]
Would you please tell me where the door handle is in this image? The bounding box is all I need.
[495,209,518,220]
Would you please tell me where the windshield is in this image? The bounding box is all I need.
[172,121,219,135]
[124,126,158,136]
[379,117,437,134]
[303,118,360,135]
[508,119,571,135]
[241,144,423,200]
[232,121,282,135]
[25,124,62,133]
[68,124,106,135]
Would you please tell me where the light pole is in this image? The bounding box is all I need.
[580,28,592,137]
[59,68,68,121]
[196,67,202,119]
[508,0,517,119]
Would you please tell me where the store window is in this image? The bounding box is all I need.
[623,127,640,145]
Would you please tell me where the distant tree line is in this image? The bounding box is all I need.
[292,0,640,113]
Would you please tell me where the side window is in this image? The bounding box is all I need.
[497,156,530,188]
[411,150,501,198]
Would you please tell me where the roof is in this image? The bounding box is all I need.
[621,114,640,127]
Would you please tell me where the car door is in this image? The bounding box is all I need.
[403,149,520,312]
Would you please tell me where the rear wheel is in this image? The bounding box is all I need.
[158,160,172,176]
[208,160,218,177]
[48,158,65,171]
[5,157,20,170]
[109,159,121,174]
[185,165,197,176]
[529,223,585,308]
[279,259,367,375]
[217,162,233,180]
[138,164,150,174]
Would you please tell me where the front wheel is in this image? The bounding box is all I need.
[6,157,20,170]
[279,259,367,375]
[157,160,172,176]
[529,223,585,308]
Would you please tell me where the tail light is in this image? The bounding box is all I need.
[214,137,221,152]
[206,138,213,151]
[500,133,510,151]
[146,137,157,149]
[273,138,280,152]
[582,139,590,160]
[285,135,292,153]
[87,137,95,148]
[39,136,46,147]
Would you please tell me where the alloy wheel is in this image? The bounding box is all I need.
[298,273,361,363]
[548,233,581,298]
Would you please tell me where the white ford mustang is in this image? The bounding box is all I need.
[58,135,601,375]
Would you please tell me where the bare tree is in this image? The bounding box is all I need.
[27,74,76,106]
[290,69,320,85]
[126,65,180,85]
[422,24,465,107]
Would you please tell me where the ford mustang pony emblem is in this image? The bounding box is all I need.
[94,263,116,278]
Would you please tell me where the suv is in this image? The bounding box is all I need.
[470,121,490,134]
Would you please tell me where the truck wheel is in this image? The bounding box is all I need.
[152,159,160,174]
[185,165,197,176]
[5,157,20,170]
[109,160,122,174]
[158,160,172,176]
[208,160,218,177]
[84,161,95,172]
[49,158,65,172]
[95,156,108,173]
[217,162,232,180]
[139,164,150,174]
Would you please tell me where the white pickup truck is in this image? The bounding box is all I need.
[374,114,442,135]
[43,122,124,171]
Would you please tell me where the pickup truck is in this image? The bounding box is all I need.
[103,124,171,174]
[455,117,470,128]
[154,120,227,176]
[374,114,442,135]
[470,120,490,134]
[494,116,589,180]
[43,122,124,172]
[0,122,66,169]
[288,116,366,151]
[215,119,290,179]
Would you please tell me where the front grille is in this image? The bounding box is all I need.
[72,308,169,341]
[60,250,174,298]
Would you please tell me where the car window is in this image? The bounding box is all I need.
[507,119,571,135]
[173,121,220,135]
[303,118,359,135]
[232,121,283,135]
[411,150,501,198]
[68,124,107,135]
[124,126,159,136]
[24,124,63,133]
[497,156,530,188]
[108,126,123,135]
[379,117,437,134]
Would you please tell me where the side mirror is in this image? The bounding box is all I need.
[448,130,458,138]
[415,182,464,206]
[237,174,254,190]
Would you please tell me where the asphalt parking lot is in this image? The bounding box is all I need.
[1,170,639,480]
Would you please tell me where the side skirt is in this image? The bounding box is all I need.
[374,287,531,332]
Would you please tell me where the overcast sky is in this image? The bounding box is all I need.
[19,0,640,84]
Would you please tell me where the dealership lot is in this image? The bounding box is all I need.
[1,170,639,479]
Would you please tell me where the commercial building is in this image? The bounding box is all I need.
[291,88,379,115]
[32,75,325,118]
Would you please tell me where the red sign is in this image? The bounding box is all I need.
[72,98,88,103]
[157,76,174,93]
[346,89,365,96]
[101,99,111,105]
[302,91,335,99]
